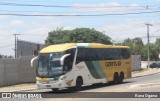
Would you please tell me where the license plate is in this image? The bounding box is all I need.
[46,85,51,88]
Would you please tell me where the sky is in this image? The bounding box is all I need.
[0,0,160,56]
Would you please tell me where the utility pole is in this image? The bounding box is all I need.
[13,34,20,58]
[145,23,152,68]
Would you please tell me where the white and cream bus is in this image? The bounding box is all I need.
[31,43,131,91]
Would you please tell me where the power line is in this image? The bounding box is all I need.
[0,0,125,4]
[146,5,160,17]
[0,2,145,8]
[0,2,71,8]
[1,0,160,6]
[0,0,92,3]
[0,10,160,17]
[1,1,160,11]
[0,8,146,14]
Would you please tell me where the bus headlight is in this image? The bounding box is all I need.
[60,75,66,80]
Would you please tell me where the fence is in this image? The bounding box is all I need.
[0,56,36,87]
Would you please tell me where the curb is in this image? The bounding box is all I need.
[139,82,160,87]
[130,81,160,89]
[1,88,38,92]
[12,88,38,92]
[132,70,160,78]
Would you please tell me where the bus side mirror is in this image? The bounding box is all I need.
[31,56,38,68]
[60,54,71,66]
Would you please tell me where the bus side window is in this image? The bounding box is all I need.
[64,56,72,71]
[121,49,130,59]
[64,48,76,71]
[65,48,76,61]
[87,48,94,61]
[105,48,113,60]
[76,48,90,63]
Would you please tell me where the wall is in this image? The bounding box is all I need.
[0,56,36,87]
[131,55,141,71]
[0,59,5,87]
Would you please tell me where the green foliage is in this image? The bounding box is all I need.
[121,37,160,61]
[0,54,13,59]
[122,38,134,54]
[45,27,160,61]
[45,28,111,45]
[149,43,158,61]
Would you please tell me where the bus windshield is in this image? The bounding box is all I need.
[37,52,63,78]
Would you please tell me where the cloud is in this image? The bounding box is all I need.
[153,0,160,3]
[63,26,73,30]
[10,20,24,26]
[0,18,65,55]
[11,20,64,44]
[0,15,9,19]
[97,19,159,44]
[73,2,144,12]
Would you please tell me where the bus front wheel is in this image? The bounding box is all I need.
[119,72,124,84]
[75,77,83,91]
[113,73,119,84]
[52,88,59,92]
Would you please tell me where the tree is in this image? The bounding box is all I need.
[0,54,2,58]
[121,37,160,61]
[121,37,145,59]
[132,37,144,55]
[45,28,111,45]
[45,28,70,45]
[0,54,13,59]
[149,43,158,61]
[155,38,160,60]
[141,45,148,60]
[155,38,160,52]
[121,38,134,54]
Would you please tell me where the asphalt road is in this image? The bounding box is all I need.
[25,71,160,93]
[2,72,160,101]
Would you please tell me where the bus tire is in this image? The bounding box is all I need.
[75,77,83,91]
[119,72,124,84]
[52,88,59,92]
[113,73,119,84]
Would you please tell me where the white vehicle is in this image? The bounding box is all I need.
[31,43,131,91]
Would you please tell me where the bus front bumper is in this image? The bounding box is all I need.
[36,81,66,89]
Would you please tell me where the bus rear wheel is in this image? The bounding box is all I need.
[119,72,124,84]
[113,73,119,84]
[75,77,83,91]
[52,88,59,92]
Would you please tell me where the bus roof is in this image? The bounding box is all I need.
[88,43,129,48]
[40,43,76,53]
[40,43,130,53]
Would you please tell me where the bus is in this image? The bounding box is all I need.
[31,43,131,91]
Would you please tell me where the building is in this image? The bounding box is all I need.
[17,39,45,58]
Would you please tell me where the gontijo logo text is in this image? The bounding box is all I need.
[105,61,121,67]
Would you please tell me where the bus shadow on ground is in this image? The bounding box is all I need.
[42,81,135,94]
